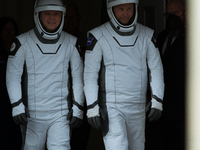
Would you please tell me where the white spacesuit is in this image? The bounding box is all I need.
[84,0,164,150]
[6,0,84,149]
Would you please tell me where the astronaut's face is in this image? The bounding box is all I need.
[40,10,62,33]
[113,3,134,25]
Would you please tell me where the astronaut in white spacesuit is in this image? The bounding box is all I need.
[6,0,84,149]
[84,0,164,149]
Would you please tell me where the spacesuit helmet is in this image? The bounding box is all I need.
[107,0,139,34]
[34,0,66,40]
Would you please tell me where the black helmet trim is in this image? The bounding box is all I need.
[109,21,136,36]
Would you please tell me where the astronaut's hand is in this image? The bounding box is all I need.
[87,116,101,129]
[87,104,101,129]
[13,113,27,125]
[146,98,163,122]
[70,117,82,129]
[148,108,162,122]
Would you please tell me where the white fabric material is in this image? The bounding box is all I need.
[6,29,84,149]
[84,22,164,149]
[6,30,84,118]
[84,85,99,106]
[12,103,25,117]
[24,111,70,150]
[151,98,163,111]
[72,105,83,119]
[84,22,164,105]
[103,103,145,150]
[86,105,100,118]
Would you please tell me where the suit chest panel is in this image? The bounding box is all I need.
[100,32,147,71]
[24,38,70,75]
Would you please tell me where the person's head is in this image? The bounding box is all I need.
[34,0,66,40]
[40,10,62,33]
[166,0,185,20]
[0,17,18,44]
[63,3,81,36]
[165,0,186,31]
[107,0,139,35]
[113,3,135,25]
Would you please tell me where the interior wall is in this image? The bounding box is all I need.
[74,0,102,36]
[0,0,35,34]
[138,0,165,37]
[0,0,103,35]
[0,0,186,35]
